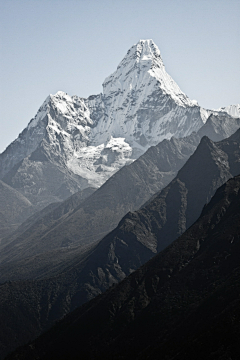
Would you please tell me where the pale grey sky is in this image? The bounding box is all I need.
[0,0,239,152]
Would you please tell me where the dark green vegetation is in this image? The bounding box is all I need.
[7,174,240,360]
[0,127,240,359]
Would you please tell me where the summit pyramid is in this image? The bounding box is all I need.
[0,40,226,208]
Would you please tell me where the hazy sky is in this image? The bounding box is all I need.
[0,0,239,153]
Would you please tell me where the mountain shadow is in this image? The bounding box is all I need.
[6,173,240,360]
[0,129,240,359]
[1,113,239,268]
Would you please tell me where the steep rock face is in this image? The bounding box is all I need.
[0,40,208,205]
[4,175,240,360]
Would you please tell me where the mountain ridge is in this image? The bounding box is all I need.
[1,128,240,359]
[0,39,213,209]
[1,113,239,271]
[4,174,240,360]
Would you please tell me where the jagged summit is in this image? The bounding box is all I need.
[105,39,164,78]
[1,39,238,207]
[103,39,194,108]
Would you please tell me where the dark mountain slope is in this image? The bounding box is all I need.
[116,129,240,255]
[0,186,96,267]
[0,134,199,265]
[1,113,239,266]
[0,181,33,240]
[1,130,240,359]
[8,174,240,360]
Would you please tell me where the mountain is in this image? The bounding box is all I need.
[197,112,240,141]
[5,172,240,360]
[0,39,209,210]
[2,112,239,269]
[1,38,239,358]
[0,186,96,252]
[0,181,34,240]
[1,112,239,275]
[217,104,240,118]
[0,134,197,267]
[1,129,240,359]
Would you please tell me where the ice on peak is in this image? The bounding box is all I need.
[192,100,199,106]
[113,39,163,72]
[27,94,51,129]
[50,91,72,104]
[102,39,164,95]
[139,39,154,44]
[102,39,194,109]
[137,39,161,57]
[129,39,161,57]
[55,90,67,96]
[216,104,240,118]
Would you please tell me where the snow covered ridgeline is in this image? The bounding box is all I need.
[1,39,239,190]
[216,104,240,118]
[26,39,207,150]
[89,39,207,148]
[27,91,135,187]
[28,91,93,147]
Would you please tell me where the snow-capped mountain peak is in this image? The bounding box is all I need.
[217,104,240,118]
[27,90,93,154]
[102,39,194,108]
[3,39,237,200]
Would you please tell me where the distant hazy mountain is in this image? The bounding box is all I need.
[1,129,240,360]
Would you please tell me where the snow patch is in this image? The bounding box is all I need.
[217,104,240,118]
